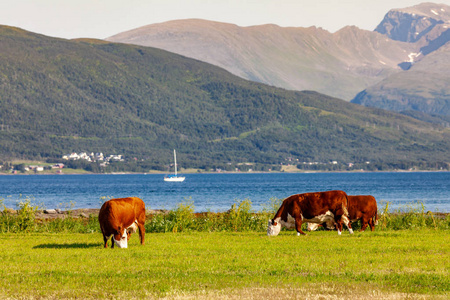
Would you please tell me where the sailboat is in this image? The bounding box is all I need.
[164,149,185,182]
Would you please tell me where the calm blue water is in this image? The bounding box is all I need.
[0,172,449,212]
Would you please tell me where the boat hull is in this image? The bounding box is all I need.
[164,176,185,182]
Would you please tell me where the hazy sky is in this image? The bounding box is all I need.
[1,0,449,39]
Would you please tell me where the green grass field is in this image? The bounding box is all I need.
[0,229,448,299]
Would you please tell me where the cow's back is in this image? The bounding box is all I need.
[297,190,348,219]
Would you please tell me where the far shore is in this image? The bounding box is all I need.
[1,168,449,176]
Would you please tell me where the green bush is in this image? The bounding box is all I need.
[0,199,448,234]
[0,196,39,233]
[194,212,227,232]
[39,214,100,233]
[145,199,196,233]
[378,201,449,230]
[167,199,195,233]
[224,198,267,232]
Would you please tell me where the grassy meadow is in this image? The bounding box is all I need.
[0,230,448,299]
[0,198,449,299]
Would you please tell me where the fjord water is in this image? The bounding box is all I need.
[1,172,449,212]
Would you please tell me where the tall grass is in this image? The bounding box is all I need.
[0,196,39,233]
[0,197,448,234]
[378,201,449,230]
[145,198,270,233]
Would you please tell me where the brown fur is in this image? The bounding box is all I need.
[348,195,378,231]
[98,197,146,248]
[272,190,351,235]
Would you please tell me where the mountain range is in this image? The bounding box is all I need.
[0,25,448,170]
[107,2,450,124]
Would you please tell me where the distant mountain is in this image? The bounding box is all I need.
[107,20,413,101]
[354,3,450,120]
[375,2,450,43]
[1,25,449,168]
[107,3,450,121]
[352,43,450,122]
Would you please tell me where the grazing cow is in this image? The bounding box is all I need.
[99,197,146,248]
[267,190,353,236]
[307,195,378,232]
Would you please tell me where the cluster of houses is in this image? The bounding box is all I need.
[5,163,65,174]
[62,152,124,163]
[3,152,124,174]
[27,164,64,172]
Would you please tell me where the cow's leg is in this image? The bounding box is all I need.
[137,212,146,245]
[335,209,353,235]
[138,223,145,245]
[336,219,343,235]
[360,218,369,232]
[111,236,115,249]
[295,219,306,236]
[368,217,375,231]
[342,215,353,234]
[334,213,344,235]
[335,215,353,235]
[103,235,108,248]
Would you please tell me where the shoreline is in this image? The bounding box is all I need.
[22,208,448,220]
[1,169,449,176]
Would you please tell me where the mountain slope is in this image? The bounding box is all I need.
[0,26,449,168]
[352,43,450,120]
[106,3,450,119]
[107,19,414,100]
[354,3,450,119]
[375,2,450,43]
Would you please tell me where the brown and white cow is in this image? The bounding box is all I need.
[99,197,146,248]
[307,195,378,232]
[267,190,353,236]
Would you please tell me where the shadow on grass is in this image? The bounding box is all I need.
[33,243,101,249]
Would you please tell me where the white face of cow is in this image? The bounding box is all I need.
[267,219,282,236]
[113,229,128,248]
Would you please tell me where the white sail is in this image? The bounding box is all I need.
[164,149,185,182]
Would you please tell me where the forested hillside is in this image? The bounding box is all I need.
[0,26,449,171]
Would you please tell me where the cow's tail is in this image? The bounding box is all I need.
[373,209,379,226]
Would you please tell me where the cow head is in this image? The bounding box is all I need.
[267,219,281,236]
[113,226,128,248]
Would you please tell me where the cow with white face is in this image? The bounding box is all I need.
[267,190,353,236]
[99,197,146,248]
